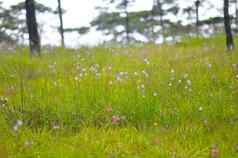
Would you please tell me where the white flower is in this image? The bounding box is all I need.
[52,124,60,130]
[13,119,23,131]
[171,69,175,74]
[187,80,192,86]
[115,73,121,81]
[153,92,158,97]
[16,120,23,126]
[198,106,203,112]
[140,84,145,89]
[82,68,87,72]
[183,73,188,79]
[95,73,101,78]
[144,58,150,65]
[168,82,172,87]
[13,125,18,131]
[208,64,212,69]
[124,72,129,79]
[134,72,138,76]
[24,140,34,146]
[142,70,149,77]
[74,76,79,81]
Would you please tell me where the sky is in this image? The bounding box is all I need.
[1,0,225,47]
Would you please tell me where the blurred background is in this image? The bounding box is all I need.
[0,0,236,48]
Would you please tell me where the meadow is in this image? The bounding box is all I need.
[0,36,238,158]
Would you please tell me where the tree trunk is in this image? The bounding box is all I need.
[235,0,238,32]
[157,0,164,42]
[57,0,65,47]
[195,0,200,35]
[224,0,234,50]
[124,0,130,44]
[150,0,158,42]
[25,0,41,56]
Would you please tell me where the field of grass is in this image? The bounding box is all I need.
[0,36,238,157]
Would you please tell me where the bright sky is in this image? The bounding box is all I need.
[1,0,224,47]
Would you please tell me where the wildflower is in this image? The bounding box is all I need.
[134,72,138,76]
[124,72,129,79]
[121,115,126,120]
[13,125,18,131]
[16,120,23,126]
[140,84,145,89]
[0,97,8,107]
[153,122,158,126]
[24,140,34,146]
[170,76,175,81]
[183,73,188,79]
[13,119,23,131]
[75,63,81,70]
[82,68,87,72]
[95,73,101,79]
[236,74,238,80]
[108,66,112,71]
[112,115,121,124]
[232,64,237,69]
[106,106,113,113]
[187,80,192,86]
[153,137,160,145]
[109,81,113,85]
[79,73,83,77]
[178,80,182,84]
[52,124,60,130]
[211,74,217,81]
[208,63,212,69]
[144,58,150,65]
[153,92,158,97]
[171,69,175,74]
[210,144,219,158]
[203,119,208,125]
[168,82,172,87]
[198,106,203,112]
[74,76,80,81]
[115,73,121,81]
[142,70,149,77]
[235,144,238,152]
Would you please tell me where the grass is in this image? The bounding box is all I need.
[0,36,238,157]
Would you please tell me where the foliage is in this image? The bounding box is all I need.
[0,1,55,43]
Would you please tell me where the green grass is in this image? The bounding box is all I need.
[0,36,238,157]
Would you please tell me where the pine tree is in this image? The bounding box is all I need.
[25,0,41,55]
[224,0,234,50]
[57,0,65,47]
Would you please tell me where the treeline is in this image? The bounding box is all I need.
[0,0,236,55]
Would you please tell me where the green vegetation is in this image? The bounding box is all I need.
[0,37,238,157]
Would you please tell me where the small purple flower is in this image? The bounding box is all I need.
[112,115,121,124]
